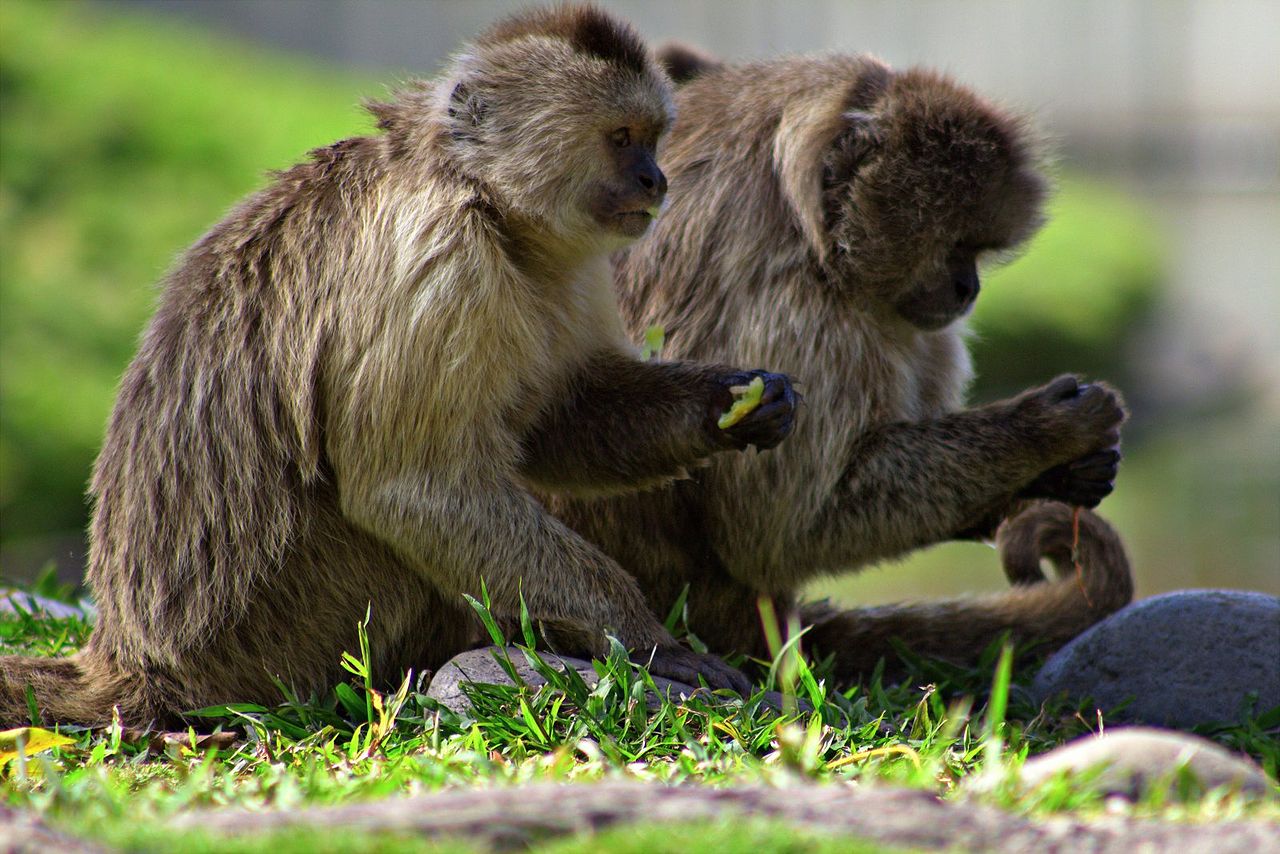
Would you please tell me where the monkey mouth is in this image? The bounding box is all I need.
[912,311,964,331]
[612,209,655,235]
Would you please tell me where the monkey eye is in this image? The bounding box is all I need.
[610,127,632,148]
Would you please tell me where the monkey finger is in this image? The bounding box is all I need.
[725,373,798,450]
[1068,448,1121,478]
[1077,386,1127,428]
[704,655,754,695]
[1070,480,1115,508]
[706,661,753,696]
[728,402,795,449]
[1058,475,1116,508]
[747,370,798,408]
[1091,428,1122,450]
[1042,374,1083,402]
[645,647,750,695]
[1020,453,1112,505]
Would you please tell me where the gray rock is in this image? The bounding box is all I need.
[964,727,1276,801]
[1032,590,1280,728]
[0,590,94,621]
[426,646,798,715]
[426,647,705,715]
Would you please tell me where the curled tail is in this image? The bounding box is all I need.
[802,501,1134,681]
[0,654,117,727]
[997,500,1134,616]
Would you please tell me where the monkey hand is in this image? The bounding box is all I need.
[1019,448,1121,508]
[711,370,798,451]
[641,643,753,695]
[1013,375,1125,462]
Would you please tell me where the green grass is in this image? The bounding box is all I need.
[2,594,1276,852]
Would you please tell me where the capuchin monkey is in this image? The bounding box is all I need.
[0,7,799,726]
[549,49,1132,681]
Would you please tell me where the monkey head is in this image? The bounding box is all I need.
[808,65,1049,330]
[437,6,673,251]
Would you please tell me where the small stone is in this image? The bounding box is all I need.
[1031,590,1280,728]
[425,647,699,715]
[1,805,108,854]
[425,646,797,715]
[964,727,1276,801]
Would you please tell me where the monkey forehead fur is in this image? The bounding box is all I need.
[662,54,1048,285]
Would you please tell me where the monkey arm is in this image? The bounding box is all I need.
[813,378,1124,566]
[518,351,725,495]
[709,379,1123,589]
[519,351,795,496]
[811,410,1053,557]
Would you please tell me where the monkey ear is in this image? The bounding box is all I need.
[773,89,861,263]
[655,41,724,85]
[774,95,881,263]
[447,80,488,141]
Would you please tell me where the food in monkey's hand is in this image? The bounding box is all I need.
[718,376,766,429]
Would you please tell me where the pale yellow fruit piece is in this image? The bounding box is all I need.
[717,375,766,429]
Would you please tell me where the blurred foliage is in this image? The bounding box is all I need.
[0,0,1161,552]
[972,182,1164,401]
[0,0,376,544]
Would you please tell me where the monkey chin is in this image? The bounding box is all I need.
[893,300,973,332]
[610,209,656,238]
[902,310,965,332]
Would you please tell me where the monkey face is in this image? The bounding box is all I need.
[440,28,674,251]
[891,248,982,330]
[816,68,1048,331]
[587,124,668,239]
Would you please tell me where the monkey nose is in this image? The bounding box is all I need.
[636,164,668,199]
[953,270,980,306]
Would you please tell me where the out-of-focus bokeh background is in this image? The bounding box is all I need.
[1,0,1276,605]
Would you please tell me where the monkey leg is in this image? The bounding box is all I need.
[1,515,486,728]
[800,502,1133,683]
[339,470,751,694]
[520,350,795,496]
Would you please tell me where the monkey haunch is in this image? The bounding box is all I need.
[549,51,1133,682]
[0,7,798,726]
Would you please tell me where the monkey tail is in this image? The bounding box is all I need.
[801,501,1134,680]
[996,500,1134,619]
[0,654,117,727]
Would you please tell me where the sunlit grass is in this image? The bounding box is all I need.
[1,589,1275,852]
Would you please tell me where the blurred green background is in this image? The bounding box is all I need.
[1,1,1276,602]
